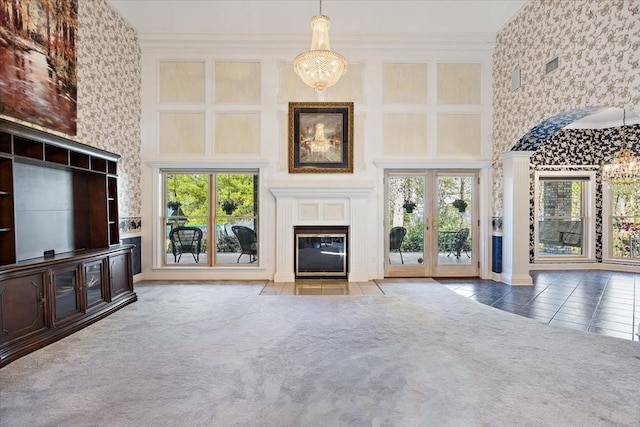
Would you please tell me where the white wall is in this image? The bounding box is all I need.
[138,34,495,281]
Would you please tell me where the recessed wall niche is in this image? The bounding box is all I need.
[159,61,205,103]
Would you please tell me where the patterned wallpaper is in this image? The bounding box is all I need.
[492,0,640,217]
[78,0,141,219]
[0,0,141,221]
[529,124,640,262]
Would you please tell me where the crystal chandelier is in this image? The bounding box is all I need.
[602,110,640,185]
[294,0,347,94]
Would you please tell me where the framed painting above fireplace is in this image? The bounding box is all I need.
[288,102,353,173]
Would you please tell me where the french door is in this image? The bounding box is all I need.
[385,170,478,277]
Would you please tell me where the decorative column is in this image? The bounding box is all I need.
[501,151,534,286]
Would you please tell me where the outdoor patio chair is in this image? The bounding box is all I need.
[232,225,257,263]
[169,226,203,263]
[448,227,470,259]
[389,226,407,264]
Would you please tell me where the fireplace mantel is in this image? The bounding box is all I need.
[268,180,375,199]
[268,180,375,283]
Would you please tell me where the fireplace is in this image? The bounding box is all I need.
[269,180,375,282]
[295,226,348,278]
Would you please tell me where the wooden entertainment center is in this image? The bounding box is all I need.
[0,119,137,368]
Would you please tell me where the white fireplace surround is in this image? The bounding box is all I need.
[269,180,376,283]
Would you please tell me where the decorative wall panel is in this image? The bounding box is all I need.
[214,113,260,155]
[299,204,319,221]
[324,204,345,221]
[437,114,481,156]
[437,63,481,105]
[159,112,205,154]
[383,63,429,104]
[215,62,261,104]
[159,61,205,103]
[383,114,428,156]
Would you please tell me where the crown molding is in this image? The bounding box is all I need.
[138,32,496,54]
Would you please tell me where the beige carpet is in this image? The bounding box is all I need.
[1,280,639,426]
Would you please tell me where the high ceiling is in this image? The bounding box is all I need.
[106,0,528,35]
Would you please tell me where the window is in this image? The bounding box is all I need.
[608,181,640,260]
[163,171,259,266]
[535,172,594,259]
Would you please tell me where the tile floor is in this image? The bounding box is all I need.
[439,270,640,342]
[262,270,640,342]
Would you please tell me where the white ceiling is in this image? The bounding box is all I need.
[106,0,528,35]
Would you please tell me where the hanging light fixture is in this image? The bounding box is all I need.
[294,0,347,94]
[602,109,640,185]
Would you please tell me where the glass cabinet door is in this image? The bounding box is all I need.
[85,261,105,307]
[53,267,81,322]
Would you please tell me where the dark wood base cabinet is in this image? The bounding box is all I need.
[0,245,137,368]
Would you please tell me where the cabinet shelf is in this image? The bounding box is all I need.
[1,119,121,268]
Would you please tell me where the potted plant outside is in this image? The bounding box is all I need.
[167,200,182,215]
[402,199,416,213]
[221,199,238,215]
[452,199,468,213]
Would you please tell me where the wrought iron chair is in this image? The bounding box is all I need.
[232,225,257,263]
[389,226,407,264]
[169,226,203,263]
[448,227,470,259]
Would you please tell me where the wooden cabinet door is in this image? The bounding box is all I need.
[0,272,48,346]
[109,253,132,299]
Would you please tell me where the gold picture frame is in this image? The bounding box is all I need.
[288,102,354,173]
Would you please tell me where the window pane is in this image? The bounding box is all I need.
[215,173,259,265]
[165,173,209,265]
[537,179,585,257]
[610,182,640,259]
[538,218,583,255]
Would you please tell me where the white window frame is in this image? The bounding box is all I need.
[534,170,596,262]
[158,168,261,268]
[602,180,640,264]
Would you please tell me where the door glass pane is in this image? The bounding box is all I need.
[537,179,585,256]
[436,175,473,265]
[55,269,79,319]
[610,182,640,258]
[165,173,209,265]
[388,175,424,265]
[215,173,259,265]
[85,262,103,307]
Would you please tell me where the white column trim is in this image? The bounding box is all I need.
[501,151,534,286]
